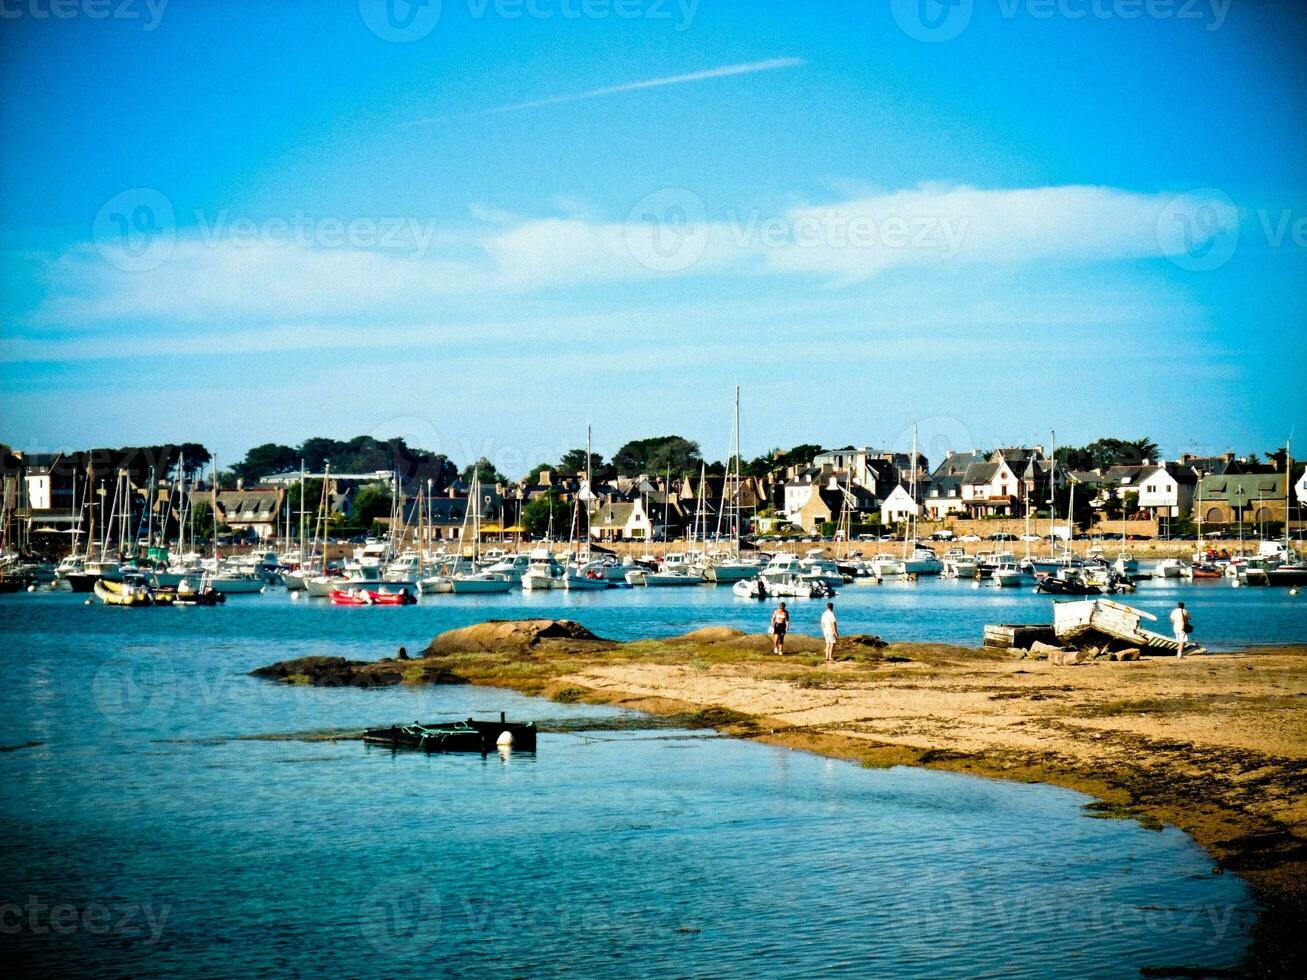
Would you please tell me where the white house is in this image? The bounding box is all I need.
[961,459,1022,516]
[880,483,920,525]
[923,475,966,519]
[1296,467,1307,505]
[1135,465,1197,518]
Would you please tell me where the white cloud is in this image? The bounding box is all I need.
[16,184,1235,330]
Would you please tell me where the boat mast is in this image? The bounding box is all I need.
[584,425,593,560]
[1286,436,1294,557]
[1048,429,1056,556]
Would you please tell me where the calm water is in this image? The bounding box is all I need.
[0,588,1270,977]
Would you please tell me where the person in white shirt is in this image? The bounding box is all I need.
[1169,601,1191,658]
[820,602,838,662]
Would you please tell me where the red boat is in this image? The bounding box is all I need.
[1190,563,1224,579]
[329,588,372,606]
[329,587,416,606]
[366,587,417,606]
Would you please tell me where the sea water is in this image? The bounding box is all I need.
[0,592,1263,977]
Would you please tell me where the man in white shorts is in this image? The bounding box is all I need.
[1170,601,1191,658]
[820,602,839,662]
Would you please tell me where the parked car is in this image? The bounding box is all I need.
[960,534,982,542]
[929,530,956,541]
[988,532,1017,541]
[1019,534,1042,542]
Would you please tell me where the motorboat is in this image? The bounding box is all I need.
[565,561,611,590]
[330,586,418,605]
[202,569,265,594]
[732,577,770,599]
[449,572,513,594]
[942,550,978,579]
[754,570,834,598]
[482,553,531,583]
[93,577,154,607]
[992,562,1026,588]
[699,557,760,584]
[520,549,565,590]
[1154,558,1190,579]
[903,547,944,576]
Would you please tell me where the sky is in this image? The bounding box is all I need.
[1,0,1305,476]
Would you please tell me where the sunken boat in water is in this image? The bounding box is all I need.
[363,713,537,753]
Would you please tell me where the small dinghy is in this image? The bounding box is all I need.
[363,714,537,753]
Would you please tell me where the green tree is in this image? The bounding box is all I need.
[611,435,702,477]
[350,483,394,526]
[522,490,569,537]
[558,449,612,480]
[1057,437,1160,471]
[299,437,346,471]
[231,443,299,485]
[462,457,507,484]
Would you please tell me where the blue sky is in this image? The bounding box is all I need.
[1,0,1304,474]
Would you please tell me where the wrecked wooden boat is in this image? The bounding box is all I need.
[1053,598,1206,656]
[363,713,537,753]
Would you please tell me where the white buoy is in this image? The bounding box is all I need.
[291,591,299,600]
[27,585,36,592]
[1291,587,1300,597]
[496,730,514,748]
[84,598,93,605]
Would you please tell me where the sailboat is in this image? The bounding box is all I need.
[565,427,610,590]
[449,469,513,593]
[701,387,760,584]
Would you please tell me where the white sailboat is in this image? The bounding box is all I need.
[449,469,512,594]
[564,427,610,591]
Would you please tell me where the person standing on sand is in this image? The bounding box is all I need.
[820,602,839,662]
[770,602,790,655]
[1170,601,1192,658]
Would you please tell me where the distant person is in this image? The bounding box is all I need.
[1170,601,1192,658]
[770,602,790,655]
[820,602,839,662]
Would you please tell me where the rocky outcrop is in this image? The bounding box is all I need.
[250,656,466,687]
[424,619,616,657]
